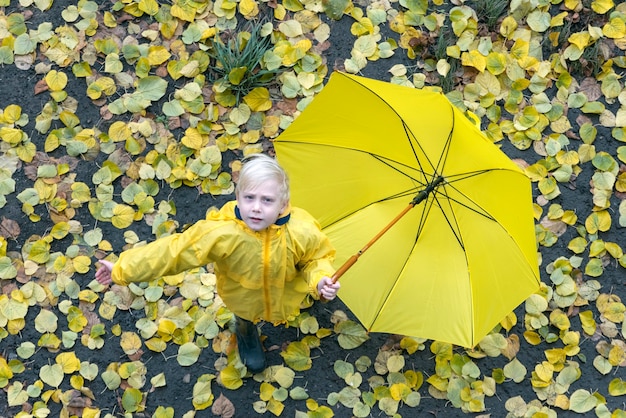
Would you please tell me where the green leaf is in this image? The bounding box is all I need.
[122,387,144,412]
[335,320,369,349]
[503,358,527,383]
[569,389,599,413]
[16,342,36,359]
[192,374,215,410]
[7,382,29,407]
[40,364,64,388]
[0,256,17,279]
[136,76,168,100]
[281,341,312,371]
[567,92,587,108]
[608,378,626,396]
[323,0,349,20]
[177,342,201,366]
[101,369,121,390]
[228,67,248,85]
[14,33,36,54]
[35,308,58,333]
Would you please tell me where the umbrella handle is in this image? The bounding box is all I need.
[331,255,358,283]
[320,205,413,303]
[330,202,416,284]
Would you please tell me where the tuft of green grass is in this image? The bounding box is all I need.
[569,41,605,77]
[207,22,281,104]
[471,0,509,30]
[432,28,459,94]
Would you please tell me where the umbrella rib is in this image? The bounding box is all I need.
[340,72,452,181]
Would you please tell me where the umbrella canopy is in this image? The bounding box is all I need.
[274,72,541,348]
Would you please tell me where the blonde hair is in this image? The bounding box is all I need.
[236,154,290,204]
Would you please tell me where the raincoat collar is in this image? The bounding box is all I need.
[234,204,291,226]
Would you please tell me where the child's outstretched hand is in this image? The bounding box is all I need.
[95,260,114,285]
[317,276,340,300]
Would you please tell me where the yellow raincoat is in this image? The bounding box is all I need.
[111,201,336,322]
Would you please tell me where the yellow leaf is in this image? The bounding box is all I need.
[181,127,205,150]
[608,378,626,396]
[228,67,248,86]
[585,210,612,234]
[2,104,22,124]
[147,45,171,66]
[523,330,542,345]
[267,398,285,416]
[461,50,486,72]
[499,16,517,38]
[0,127,25,145]
[229,104,251,126]
[111,204,136,229]
[568,32,591,50]
[50,222,70,240]
[217,365,244,390]
[486,52,506,75]
[120,331,142,355]
[510,40,529,61]
[602,301,625,323]
[28,239,50,264]
[78,289,98,303]
[45,70,68,91]
[243,87,272,111]
[104,53,123,73]
[591,0,614,14]
[145,337,167,352]
[550,11,568,27]
[239,0,259,15]
[158,319,177,338]
[71,255,91,274]
[56,352,81,374]
[103,11,117,27]
[259,382,275,401]
[535,361,554,382]
[138,0,159,15]
[608,345,626,366]
[603,17,626,39]
[109,121,132,142]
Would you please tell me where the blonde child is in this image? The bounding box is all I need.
[96,153,340,372]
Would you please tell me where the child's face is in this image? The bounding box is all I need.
[237,179,287,231]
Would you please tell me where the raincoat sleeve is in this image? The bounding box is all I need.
[291,208,336,300]
[110,218,229,286]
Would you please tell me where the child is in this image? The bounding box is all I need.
[95,153,340,373]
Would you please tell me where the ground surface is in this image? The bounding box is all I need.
[2,0,626,417]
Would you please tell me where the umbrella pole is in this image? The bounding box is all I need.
[331,176,444,283]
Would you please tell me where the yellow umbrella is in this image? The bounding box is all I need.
[274,72,541,348]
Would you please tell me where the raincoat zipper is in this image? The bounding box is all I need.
[262,229,272,319]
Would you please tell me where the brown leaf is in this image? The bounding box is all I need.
[0,217,21,239]
[276,98,298,116]
[34,78,49,95]
[539,217,567,237]
[211,393,236,418]
[100,105,114,120]
[502,334,520,360]
[155,66,169,78]
[511,158,530,170]
[579,77,602,102]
